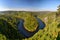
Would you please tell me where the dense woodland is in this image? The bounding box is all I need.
[0,6,60,40]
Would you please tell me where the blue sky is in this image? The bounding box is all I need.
[0,0,60,11]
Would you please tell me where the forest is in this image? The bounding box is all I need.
[0,6,60,40]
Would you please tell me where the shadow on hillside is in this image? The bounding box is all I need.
[0,19,24,40]
[57,23,60,28]
[56,31,60,40]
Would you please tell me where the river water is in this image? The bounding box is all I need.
[17,17,45,38]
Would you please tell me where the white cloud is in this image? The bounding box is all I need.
[0,7,40,11]
[0,7,57,11]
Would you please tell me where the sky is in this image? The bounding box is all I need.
[0,0,60,11]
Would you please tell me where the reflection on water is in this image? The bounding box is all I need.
[17,17,45,38]
[35,17,45,29]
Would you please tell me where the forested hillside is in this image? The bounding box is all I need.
[0,11,60,40]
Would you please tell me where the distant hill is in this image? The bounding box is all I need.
[0,11,56,15]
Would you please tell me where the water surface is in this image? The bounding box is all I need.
[17,17,45,38]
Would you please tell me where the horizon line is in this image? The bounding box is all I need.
[0,8,57,12]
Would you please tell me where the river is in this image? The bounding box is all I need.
[17,17,45,38]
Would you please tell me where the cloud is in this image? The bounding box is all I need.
[0,7,40,11]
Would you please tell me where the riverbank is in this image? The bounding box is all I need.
[17,17,45,37]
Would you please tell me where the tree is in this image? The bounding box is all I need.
[57,5,60,15]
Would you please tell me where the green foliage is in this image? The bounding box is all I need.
[24,14,38,32]
[57,5,60,15]
[0,11,59,40]
[0,33,7,40]
[0,16,24,40]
